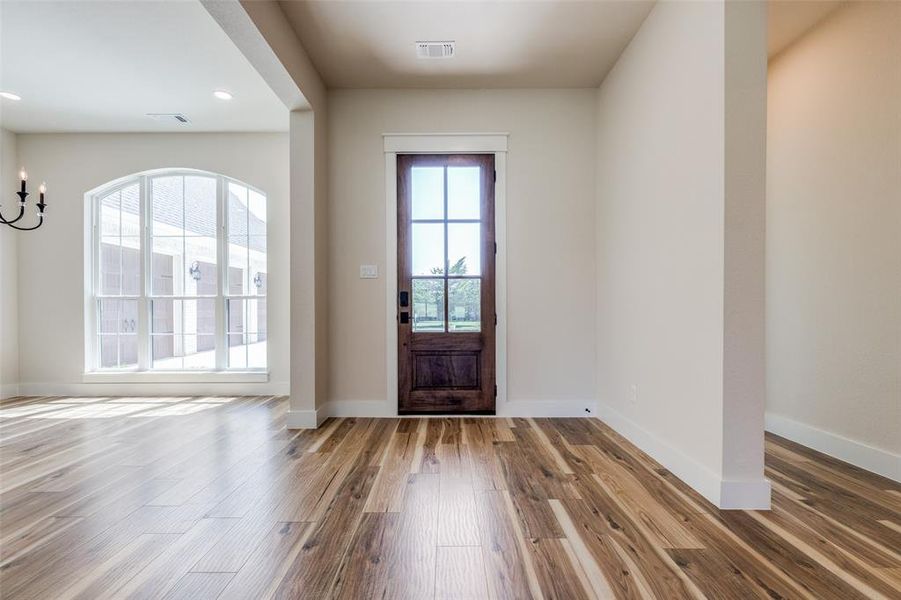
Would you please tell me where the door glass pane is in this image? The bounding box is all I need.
[449,279,481,332]
[447,223,481,276]
[411,167,444,220]
[412,278,445,332]
[447,167,480,220]
[412,223,445,276]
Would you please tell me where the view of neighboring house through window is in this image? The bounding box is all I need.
[92,170,267,371]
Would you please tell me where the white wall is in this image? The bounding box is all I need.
[595,0,769,508]
[767,2,901,481]
[0,128,19,398]
[14,133,290,396]
[327,89,597,417]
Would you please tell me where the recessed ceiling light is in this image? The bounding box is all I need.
[213,90,233,101]
[0,91,22,101]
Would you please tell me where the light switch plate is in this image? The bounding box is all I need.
[360,265,379,279]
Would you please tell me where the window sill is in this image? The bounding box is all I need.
[82,371,269,384]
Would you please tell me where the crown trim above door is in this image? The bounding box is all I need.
[384,133,508,416]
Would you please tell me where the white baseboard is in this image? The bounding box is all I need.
[0,383,20,400]
[766,412,900,483]
[292,398,597,426]
[719,479,772,510]
[316,399,597,420]
[286,408,327,429]
[323,400,397,418]
[16,381,290,398]
[498,399,597,418]
[596,402,771,510]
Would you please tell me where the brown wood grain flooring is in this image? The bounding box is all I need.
[0,395,898,599]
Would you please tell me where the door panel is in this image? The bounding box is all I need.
[398,154,496,414]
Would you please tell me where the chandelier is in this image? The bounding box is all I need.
[2,168,46,231]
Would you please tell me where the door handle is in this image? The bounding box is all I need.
[399,291,409,307]
[399,311,410,324]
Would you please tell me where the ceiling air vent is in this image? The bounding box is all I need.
[146,113,190,124]
[415,41,455,59]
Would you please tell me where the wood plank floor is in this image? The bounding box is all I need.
[1,395,899,599]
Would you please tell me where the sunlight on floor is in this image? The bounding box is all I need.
[0,396,241,420]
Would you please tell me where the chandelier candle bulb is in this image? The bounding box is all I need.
[4,168,47,231]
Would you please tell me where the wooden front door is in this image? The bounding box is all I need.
[397,154,496,414]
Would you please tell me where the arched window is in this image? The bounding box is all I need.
[87,169,267,372]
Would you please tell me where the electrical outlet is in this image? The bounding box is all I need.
[360,265,378,279]
[629,384,638,404]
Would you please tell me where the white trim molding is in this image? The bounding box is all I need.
[498,399,597,418]
[766,412,900,483]
[18,380,288,398]
[383,133,508,154]
[596,402,771,510]
[383,133,508,418]
[287,407,328,429]
[321,400,398,419]
[306,399,594,422]
[82,370,269,384]
[0,383,20,400]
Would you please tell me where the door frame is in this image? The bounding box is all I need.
[384,133,508,416]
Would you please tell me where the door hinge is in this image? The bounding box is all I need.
[493,170,497,183]
[494,241,497,255]
[494,384,498,398]
[494,313,497,326]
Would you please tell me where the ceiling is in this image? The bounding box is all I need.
[0,0,849,133]
[0,1,287,133]
[278,0,656,89]
[768,0,846,58]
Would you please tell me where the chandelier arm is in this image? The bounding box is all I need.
[0,204,26,225]
[3,216,44,231]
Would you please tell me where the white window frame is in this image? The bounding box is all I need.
[83,168,269,381]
